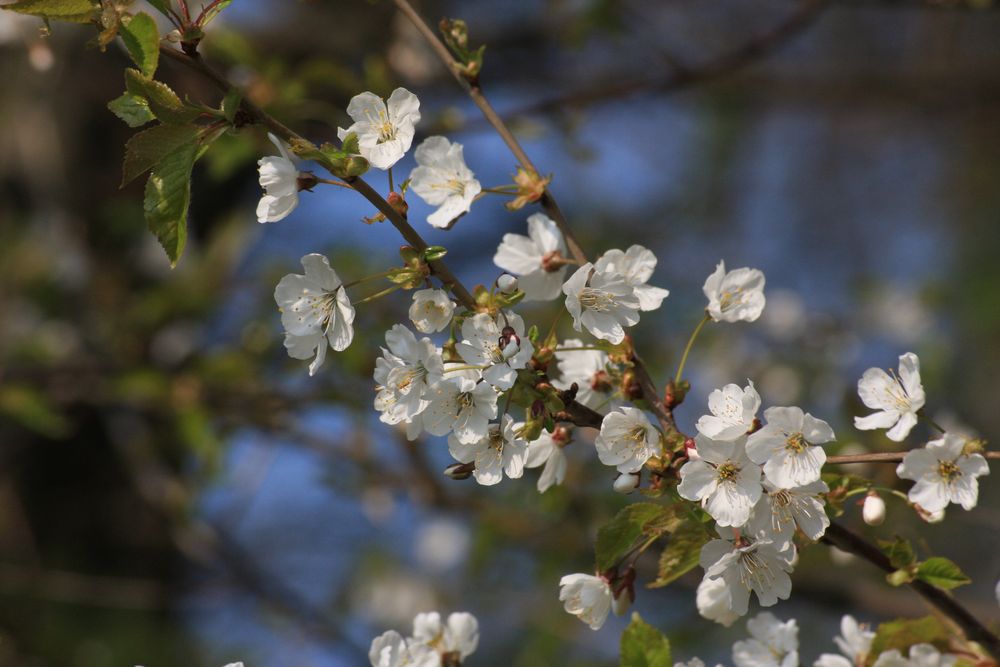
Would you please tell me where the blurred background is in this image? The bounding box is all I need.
[1,0,999,665]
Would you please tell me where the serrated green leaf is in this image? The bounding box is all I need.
[867,616,951,666]
[341,131,360,155]
[122,123,201,186]
[108,92,155,127]
[878,536,916,569]
[1,0,97,21]
[620,613,671,667]
[125,68,199,124]
[143,142,197,266]
[596,503,678,571]
[915,557,970,590]
[648,517,711,588]
[119,12,160,77]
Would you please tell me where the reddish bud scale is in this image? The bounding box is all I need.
[387,191,409,216]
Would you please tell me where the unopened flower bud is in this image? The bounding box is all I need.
[925,508,946,523]
[551,426,572,445]
[496,273,518,294]
[443,462,475,480]
[621,371,642,401]
[862,491,886,526]
[387,191,409,216]
[683,437,699,460]
[590,370,612,393]
[613,472,641,494]
[498,326,520,359]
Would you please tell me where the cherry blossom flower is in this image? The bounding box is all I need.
[562,262,641,344]
[493,213,568,301]
[338,88,421,170]
[274,254,355,375]
[703,261,766,323]
[368,630,431,667]
[594,245,670,312]
[697,381,761,441]
[456,311,534,390]
[408,288,456,333]
[700,533,794,616]
[696,576,740,627]
[679,435,763,527]
[410,611,479,663]
[873,645,956,667]
[854,352,925,442]
[552,339,618,411]
[594,407,660,473]
[421,374,497,444]
[408,136,481,228]
[373,325,443,429]
[747,480,830,549]
[896,433,989,512]
[732,613,799,667]
[558,573,612,630]
[814,615,875,667]
[524,427,568,493]
[448,415,527,486]
[257,133,299,223]
[746,406,835,488]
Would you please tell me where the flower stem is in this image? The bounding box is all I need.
[481,186,517,195]
[353,284,402,305]
[342,269,398,289]
[388,167,395,194]
[553,346,604,352]
[315,178,356,190]
[918,410,947,434]
[674,314,711,385]
[443,365,486,374]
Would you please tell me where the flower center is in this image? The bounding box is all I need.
[717,461,740,481]
[488,428,505,451]
[737,545,776,592]
[579,287,614,312]
[719,287,746,311]
[785,432,808,453]
[937,459,962,482]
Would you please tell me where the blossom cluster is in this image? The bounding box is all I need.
[368,611,479,667]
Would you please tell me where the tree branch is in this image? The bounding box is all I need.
[827,451,1000,464]
[823,522,1000,660]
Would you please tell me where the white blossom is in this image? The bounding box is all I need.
[613,472,641,494]
[410,611,479,663]
[733,613,799,667]
[552,339,618,412]
[373,325,443,429]
[524,427,568,493]
[558,573,612,630]
[747,480,830,549]
[562,262,641,344]
[422,374,497,444]
[814,615,875,667]
[275,254,355,375]
[862,493,886,526]
[679,435,763,527]
[493,213,568,301]
[700,533,794,616]
[368,630,429,667]
[496,274,518,294]
[594,407,660,473]
[703,261,766,323]
[408,288,456,333]
[593,245,670,311]
[448,414,527,486]
[854,352,925,442]
[456,311,534,390]
[696,575,740,627]
[677,659,725,667]
[338,88,420,170]
[896,433,989,512]
[408,136,481,228]
[746,406,835,488]
[256,132,299,223]
[697,381,761,441]
[873,645,957,667]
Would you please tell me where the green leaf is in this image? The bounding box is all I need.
[620,613,671,667]
[145,0,173,18]
[198,0,231,26]
[341,131,360,155]
[122,123,201,186]
[867,616,951,665]
[595,503,677,571]
[119,12,160,77]
[1,0,97,21]
[915,557,971,590]
[108,92,155,127]
[878,536,916,569]
[125,69,199,124]
[648,517,712,588]
[221,88,242,123]
[0,385,70,438]
[143,142,197,266]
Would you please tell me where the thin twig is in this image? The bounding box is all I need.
[827,451,1000,464]
[390,0,589,266]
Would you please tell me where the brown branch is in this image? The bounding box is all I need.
[828,451,1000,464]
[499,0,830,120]
[390,0,588,266]
[823,522,1000,660]
[630,350,676,433]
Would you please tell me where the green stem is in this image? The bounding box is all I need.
[388,167,395,193]
[316,178,355,190]
[553,346,604,352]
[353,284,402,305]
[443,365,486,374]
[481,186,517,195]
[342,269,398,289]
[919,410,947,434]
[674,314,711,385]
